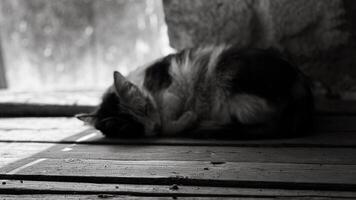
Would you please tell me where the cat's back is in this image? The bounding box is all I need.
[208,46,313,136]
[166,45,312,136]
[215,47,302,99]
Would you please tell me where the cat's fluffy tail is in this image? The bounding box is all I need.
[187,74,314,139]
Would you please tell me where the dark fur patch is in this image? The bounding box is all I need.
[217,47,314,136]
[217,47,299,101]
[94,88,120,119]
[93,88,145,138]
[143,55,173,92]
[95,114,145,138]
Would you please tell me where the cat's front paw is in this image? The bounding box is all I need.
[162,111,198,136]
[180,111,198,126]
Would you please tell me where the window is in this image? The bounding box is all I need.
[0,0,173,91]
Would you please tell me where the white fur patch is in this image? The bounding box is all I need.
[207,45,229,77]
[229,94,274,124]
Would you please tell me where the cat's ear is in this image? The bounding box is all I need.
[75,113,95,124]
[113,71,127,91]
[113,71,140,98]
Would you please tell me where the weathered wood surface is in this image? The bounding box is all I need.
[0,91,100,105]
[2,159,356,191]
[2,143,356,175]
[0,116,356,197]
[80,132,356,147]
[0,118,90,142]
[1,180,355,198]
[0,196,352,200]
[0,143,55,168]
[0,103,95,117]
[0,196,255,200]
[2,128,356,147]
[13,143,356,165]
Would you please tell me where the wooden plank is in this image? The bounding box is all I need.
[0,143,54,169]
[0,90,100,106]
[0,118,85,131]
[0,180,355,198]
[81,132,356,147]
[2,159,356,191]
[0,195,277,200]
[0,196,351,200]
[2,128,356,147]
[33,144,356,165]
[2,143,356,175]
[0,129,94,144]
[0,103,95,117]
[0,118,91,143]
[0,91,99,116]
[1,115,356,133]
[0,196,352,200]
[1,117,356,147]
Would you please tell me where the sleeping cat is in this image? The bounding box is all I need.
[77,45,314,138]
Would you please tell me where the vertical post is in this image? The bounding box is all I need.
[89,0,98,85]
[0,35,7,89]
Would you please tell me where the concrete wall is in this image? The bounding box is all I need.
[163,0,356,94]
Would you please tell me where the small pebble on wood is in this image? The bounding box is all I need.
[98,194,115,198]
[210,161,226,165]
[169,184,179,190]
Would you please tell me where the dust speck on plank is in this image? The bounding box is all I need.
[210,161,226,165]
[1,181,6,185]
[98,194,115,198]
[64,158,81,163]
[169,184,179,190]
[203,167,209,170]
[171,175,189,180]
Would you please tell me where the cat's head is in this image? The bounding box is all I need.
[76,71,161,138]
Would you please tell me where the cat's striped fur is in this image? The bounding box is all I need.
[77,45,313,138]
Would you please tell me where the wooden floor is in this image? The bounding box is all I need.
[1,113,356,199]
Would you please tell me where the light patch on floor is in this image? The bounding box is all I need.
[0,143,53,169]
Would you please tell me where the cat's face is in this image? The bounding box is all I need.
[77,71,161,137]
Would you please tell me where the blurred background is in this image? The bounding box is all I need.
[0,0,173,91]
[0,0,355,110]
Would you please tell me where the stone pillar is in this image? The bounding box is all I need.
[163,0,356,94]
